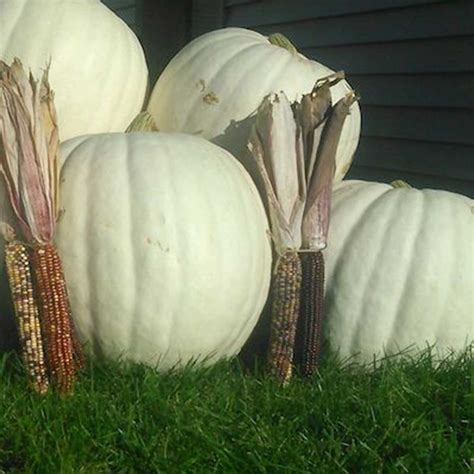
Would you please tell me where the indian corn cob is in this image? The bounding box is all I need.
[31,244,76,392]
[0,58,85,393]
[5,241,49,394]
[295,251,325,377]
[267,252,302,384]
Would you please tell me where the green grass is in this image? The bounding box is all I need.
[0,348,472,473]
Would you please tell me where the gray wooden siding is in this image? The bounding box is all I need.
[109,0,474,197]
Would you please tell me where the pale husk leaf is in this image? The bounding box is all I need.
[302,91,359,250]
[0,58,59,244]
[248,92,305,255]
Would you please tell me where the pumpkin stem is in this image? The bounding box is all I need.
[268,33,298,54]
[126,111,159,133]
[391,180,412,189]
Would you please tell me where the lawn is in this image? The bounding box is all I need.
[0,347,472,473]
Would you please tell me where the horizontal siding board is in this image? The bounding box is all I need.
[226,0,449,26]
[226,0,258,5]
[303,37,474,74]
[355,137,474,180]
[362,106,474,145]
[349,74,474,108]
[255,3,474,48]
[347,165,474,197]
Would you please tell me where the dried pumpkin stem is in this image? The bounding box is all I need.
[30,244,78,393]
[125,111,159,132]
[267,251,302,385]
[268,33,298,54]
[390,180,412,189]
[5,241,49,395]
[295,251,325,377]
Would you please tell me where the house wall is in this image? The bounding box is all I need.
[109,0,474,197]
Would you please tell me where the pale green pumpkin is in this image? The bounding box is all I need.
[324,180,473,363]
[53,132,272,369]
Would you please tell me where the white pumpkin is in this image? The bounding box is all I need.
[147,27,361,183]
[324,180,474,363]
[54,132,272,369]
[0,0,148,141]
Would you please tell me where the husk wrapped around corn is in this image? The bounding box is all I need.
[0,58,85,394]
[249,71,358,383]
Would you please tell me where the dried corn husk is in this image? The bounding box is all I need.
[0,58,59,242]
[126,110,159,132]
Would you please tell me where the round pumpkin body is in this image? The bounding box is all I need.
[147,27,361,184]
[55,132,272,369]
[324,180,473,363]
[0,0,148,141]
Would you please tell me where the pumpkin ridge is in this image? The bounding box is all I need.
[384,188,426,354]
[160,139,185,364]
[326,183,388,289]
[324,184,392,354]
[123,134,141,358]
[348,189,404,355]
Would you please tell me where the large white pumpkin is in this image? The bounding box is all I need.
[147,27,361,184]
[54,132,272,369]
[0,0,148,141]
[324,180,473,363]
